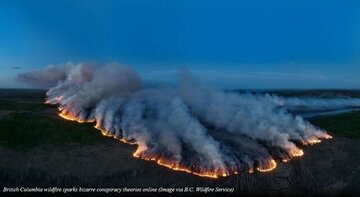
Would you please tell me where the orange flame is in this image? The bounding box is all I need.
[58,110,95,123]
[157,159,221,179]
[302,133,332,146]
[257,159,277,172]
[324,134,333,139]
[290,148,304,157]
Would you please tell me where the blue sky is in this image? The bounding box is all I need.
[0,0,359,89]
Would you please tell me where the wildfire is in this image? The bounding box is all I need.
[305,139,322,145]
[302,137,322,145]
[324,134,333,139]
[290,148,304,157]
[257,159,277,172]
[302,133,332,146]
[157,159,221,179]
[132,144,148,158]
[132,146,226,178]
[55,107,332,179]
[58,110,95,123]
[127,144,282,178]
[59,111,79,122]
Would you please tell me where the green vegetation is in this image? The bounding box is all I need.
[0,100,55,111]
[0,112,105,151]
[0,90,106,151]
[0,89,46,101]
[0,89,50,111]
[311,111,360,138]
[0,100,18,110]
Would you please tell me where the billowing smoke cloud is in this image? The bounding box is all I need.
[17,63,360,177]
[16,62,75,88]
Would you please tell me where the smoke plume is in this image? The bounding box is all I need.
[17,63,360,177]
[16,62,74,88]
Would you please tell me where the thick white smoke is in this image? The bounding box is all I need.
[17,63,360,177]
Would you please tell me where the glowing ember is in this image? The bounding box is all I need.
[324,134,333,139]
[290,149,304,157]
[58,111,94,123]
[133,144,148,158]
[157,159,221,179]
[59,112,78,122]
[307,139,322,145]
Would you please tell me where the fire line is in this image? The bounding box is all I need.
[56,109,332,179]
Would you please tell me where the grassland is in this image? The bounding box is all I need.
[0,112,105,151]
[0,89,105,151]
[311,111,360,138]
